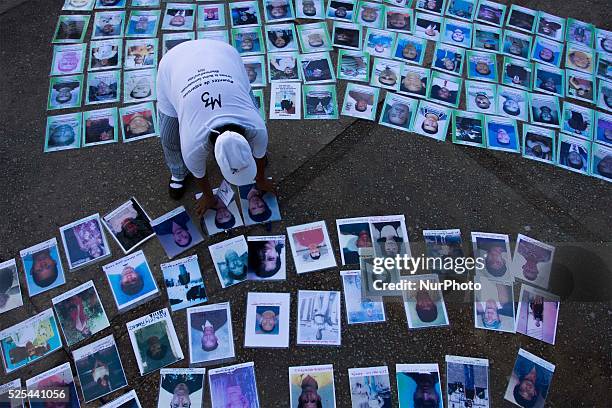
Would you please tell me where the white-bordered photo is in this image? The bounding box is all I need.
[247,235,286,280]
[19,238,66,296]
[158,368,206,408]
[515,284,560,345]
[445,355,490,408]
[238,183,282,225]
[102,197,154,253]
[162,3,196,31]
[369,214,412,259]
[119,102,159,142]
[209,362,260,408]
[287,221,337,274]
[265,23,299,52]
[0,259,23,315]
[187,302,235,365]
[198,188,244,236]
[125,38,158,71]
[100,390,142,408]
[243,55,267,88]
[82,107,119,147]
[244,292,290,348]
[473,275,515,333]
[348,366,390,407]
[297,290,341,345]
[209,235,249,288]
[63,0,95,11]
[340,270,385,324]
[471,231,512,281]
[161,255,207,312]
[51,43,87,76]
[270,82,302,119]
[341,82,379,121]
[289,364,336,407]
[504,348,555,408]
[0,378,23,408]
[296,0,325,19]
[197,3,226,29]
[60,213,111,270]
[402,274,450,328]
[124,68,157,103]
[336,216,372,265]
[396,363,444,408]
[92,11,125,40]
[89,38,122,71]
[413,100,452,141]
[511,234,555,289]
[151,206,204,259]
[25,362,80,407]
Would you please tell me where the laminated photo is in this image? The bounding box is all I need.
[126,10,161,37]
[529,93,561,128]
[73,335,127,402]
[89,39,122,71]
[96,0,126,8]
[229,1,261,28]
[126,308,184,375]
[485,116,519,153]
[504,349,555,408]
[268,51,301,81]
[151,206,204,259]
[359,246,400,297]
[265,23,298,52]
[209,235,249,288]
[132,0,159,6]
[289,365,336,407]
[566,69,595,103]
[445,355,490,408]
[19,238,66,296]
[356,1,384,28]
[82,108,119,147]
[100,390,142,408]
[247,236,286,280]
[393,34,426,65]
[119,102,158,142]
[198,187,244,235]
[364,28,396,58]
[399,65,429,98]
[102,197,154,253]
[431,43,464,76]
[0,308,62,374]
[337,49,369,82]
[473,275,515,333]
[595,111,612,146]
[125,38,158,70]
[244,292,290,348]
[415,0,445,15]
[52,280,109,347]
[396,363,443,408]
[198,3,226,29]
[566,18,594,48]
[445,0,476,21]
[336,217,373,265]
[287,221,337,274]
[379,92,418,132]
[598,80,612,112]
[349,366,390,407]
[512,234,555,288]
[0,378,23,408]
[471,232,512,279]
[561,102,594,139]
[231,27,264,56]
[296,0,325,20]
[124,68,157,103]
[60,213,111,270]
[522,124,557,165]
[531,37,563,67]
[506,4,536,33]
[47,75,83,111]
[243,55,267,88]
[52,15,90,44]
[340,270,385,324]
[370,215,411,259]
[475,0,505,27]
[422,229,464,273]
[441,19,472,48]
[515,284,560,345]
[370,58,401,91]
[384,6,412,34]
[326,0,356,22]
[452,110,484,147]
[25,362,80,407]
[414,12,441,41]
[103,250,159,311]
[158,368,206,408]
[264,0,295,23]
[297,290,341,345]
[51,43,86,76]
[269,82,302,119]
[595,27,612,54]
[299,52,336,84]
[386,0,413,6]
[331,21,362,50]
[413,100,451,141]
[303,84,339,119]
[466,50,497,82]
[92,11,126,40]
[85,70,121,105]
[557,133,591,175]
[161,255,208,312]
[565,43,594,74]
[533,63,564,97]
[63,0,95,11]
[162,3,196,31]
[472,24,501,53]
[253,89,265,119]
[187,302,235,365]
[163,32,196,55]
[44,112,82,152]
[536,12,565,42]
[590,143,612,182]
[402,274,450,328]
[0,259,23,315]
[209,362,260,408]
[428,71,462,108]
[198,29,230,43]
[502,31,532,60]
[497,85,528,122]
[297,22,333,53]
[501,57,533,91]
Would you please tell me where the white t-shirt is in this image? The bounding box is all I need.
[157,39,267,178]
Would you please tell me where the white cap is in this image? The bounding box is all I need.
[214,131,257,186]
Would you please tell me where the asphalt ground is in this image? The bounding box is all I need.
[0,0,610,407]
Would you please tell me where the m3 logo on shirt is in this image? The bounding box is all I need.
[201,92,222,110]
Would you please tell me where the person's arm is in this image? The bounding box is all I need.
[254,156,275,192]
[194,175,216,217]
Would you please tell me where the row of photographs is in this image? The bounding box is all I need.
[0,347,555,408]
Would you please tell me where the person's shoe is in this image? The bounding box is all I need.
[169,176,188,200]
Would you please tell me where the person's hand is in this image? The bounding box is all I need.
[255,177,276,194]
[195,194,217,217]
